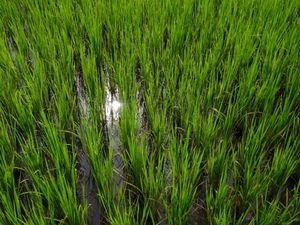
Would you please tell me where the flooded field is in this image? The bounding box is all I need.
[1,0,300,224]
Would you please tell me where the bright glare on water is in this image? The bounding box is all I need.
[111,100,121,111]
[105,88,121,123]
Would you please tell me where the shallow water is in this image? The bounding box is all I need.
[74,74,102,225]
[103,70,124,191]
[75,76,89,119]
[76,144,102,225]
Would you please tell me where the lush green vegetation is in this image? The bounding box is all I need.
[0,0,299,224]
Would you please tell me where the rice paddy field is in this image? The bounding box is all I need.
[0,0,300,224]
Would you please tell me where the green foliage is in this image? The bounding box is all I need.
[0,0,299,224]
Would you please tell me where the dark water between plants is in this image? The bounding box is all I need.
[75,69,125,224]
